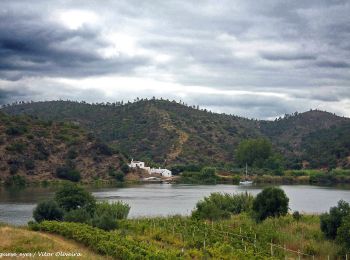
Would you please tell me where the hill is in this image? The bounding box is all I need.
[0,111,127,185]
[2,100,350,169]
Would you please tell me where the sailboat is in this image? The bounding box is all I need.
[239,163,253,185]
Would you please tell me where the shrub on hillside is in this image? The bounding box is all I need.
[92,142,113,156]
[120,164,130,174]
[24,158,35,170]
[55,166,81,182]
[320,200,350,239]
[33,200,64,223]
[5,125,28,136]
[252,187,289,221]
[4,175,26,186]
[192,192,254,220]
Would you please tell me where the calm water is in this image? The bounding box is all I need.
[1,184,350,225]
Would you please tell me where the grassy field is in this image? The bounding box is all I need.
[0,224,108,259]
[27,213,343,259]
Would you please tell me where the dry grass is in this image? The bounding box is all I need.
[0,225,108,259]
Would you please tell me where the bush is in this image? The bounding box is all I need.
[33,200,64,223]
[6,125,28,136]
[192,192,254,220]
[92,142,113,156]
[252,187,289,221]
[64,208,91,224]
[55,184,96,213]
[4,175,26,186]
[24,158,35,170]
[91,214,118,231]
[115,171,125,182]
[320,200,350,239]
[66,148,78,159]
[120,164,130,174]
[336,215,350,250]
[91,201,130,231]
[95,201,130,220]
[6,142,27,153]
[292,211,302,221]
[56,166,81,182]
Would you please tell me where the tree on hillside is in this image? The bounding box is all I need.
[236,138,272,167]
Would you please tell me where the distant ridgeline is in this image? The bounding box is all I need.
[2,99,350,169]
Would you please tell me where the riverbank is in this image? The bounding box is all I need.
[27,213,341,259]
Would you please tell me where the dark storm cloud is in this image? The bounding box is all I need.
[0,11,149,80]
[0,87,35,105]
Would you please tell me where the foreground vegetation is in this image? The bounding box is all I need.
[23,184,350,259]
[29,213,342,259]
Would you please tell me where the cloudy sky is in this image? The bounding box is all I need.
[0,0,349,119]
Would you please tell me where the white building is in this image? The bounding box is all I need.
[129,159,145,168]
[150,168,172,177]
[128,159,172,177]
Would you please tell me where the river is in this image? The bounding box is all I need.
[1,184,350,225]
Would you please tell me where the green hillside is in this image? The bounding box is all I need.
[2,100,350,169]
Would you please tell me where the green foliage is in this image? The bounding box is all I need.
[32,221,179,259]
[192,192,254,220]
[6,142,27,153]
[90,201,130,230]
[302,123,350,169]
[120,164,130,174]
[91,214,118,231]
[24,158,35,170]
[94,201,130,220]
[5,125,28,136]
[180,167,218,184]
[236,138,272,167]
[66,148,78,159]
[320,200,350,239]
[92,142,113,156]
[64,208,91,224]
[54,184,96,213]
[336,215,350,250]
[292,211,302,221]
[108,166,125,182]
[55,166,81,182]
[253,187,289,221]
[33,200,64,223]
[4,175,26,186]
[114,171,125,182]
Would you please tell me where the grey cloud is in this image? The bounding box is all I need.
[0,11,150,80]
[315,60,350,68]
[260,51,317,61]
